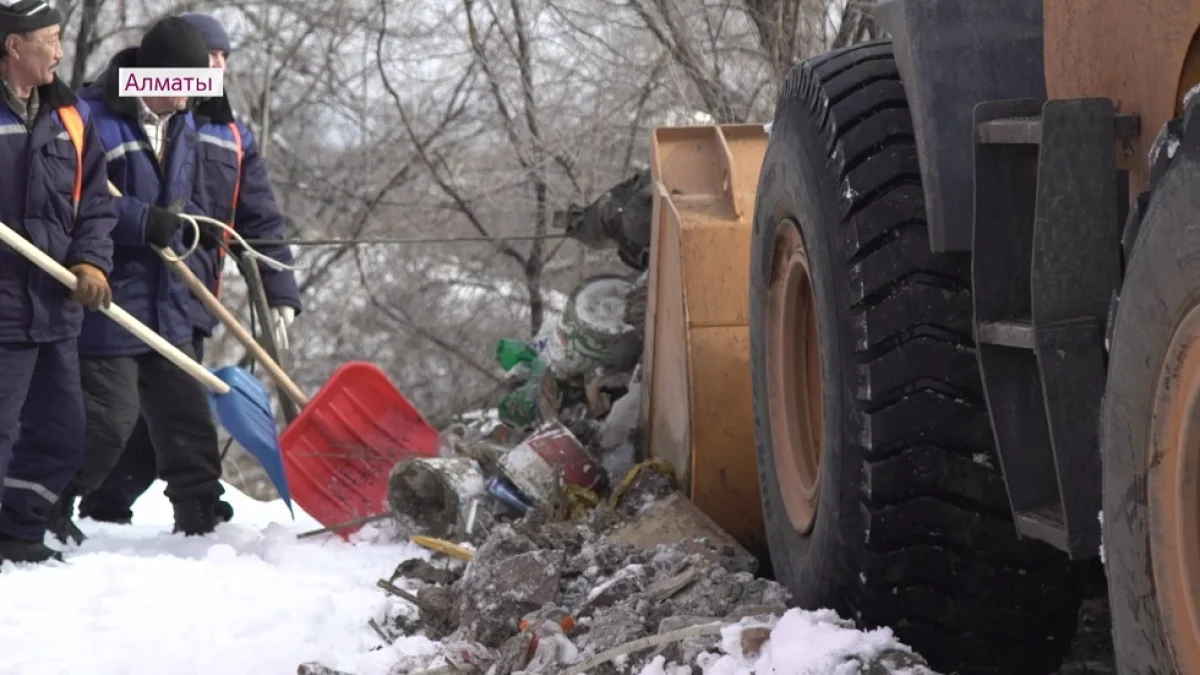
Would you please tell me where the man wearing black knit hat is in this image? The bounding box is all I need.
[46,16,232,544]
[81,12,303,528]
[0,0,117,563]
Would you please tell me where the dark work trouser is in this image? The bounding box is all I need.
[80,335,207,519]
[0,340,85,541]
[73,339,223,504]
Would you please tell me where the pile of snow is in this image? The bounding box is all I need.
[641,610,934,675]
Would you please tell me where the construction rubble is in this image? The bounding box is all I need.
[296,478,935,675]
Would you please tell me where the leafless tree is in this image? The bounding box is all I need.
[50,0,877,500]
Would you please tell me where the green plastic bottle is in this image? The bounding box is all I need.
[497,380,541,429]
[496,338,538,371]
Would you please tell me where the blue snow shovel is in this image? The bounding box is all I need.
[101,181,297,513]
[206,365,294,516]
[0,218,295,514]
[169,259,296,517]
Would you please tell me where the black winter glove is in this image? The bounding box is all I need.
[183,220,224,251]
[145,206,185,249]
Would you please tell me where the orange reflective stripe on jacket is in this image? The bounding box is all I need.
[229,122,243,223]
[214,122,245,298]
[57,105,84,216]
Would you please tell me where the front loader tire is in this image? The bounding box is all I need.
[748,41,1081,675]
[1102,105,1200,675]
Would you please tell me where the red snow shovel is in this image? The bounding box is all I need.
[166,259,440,536]
[105,184,440,536]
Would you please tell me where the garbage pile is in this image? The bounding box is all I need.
[380,171,655,552]
[297,463,935,674]
[376,269,652,553]
[493,271,648,486]
[294,182,938,673]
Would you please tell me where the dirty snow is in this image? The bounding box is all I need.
[0,481,932,675]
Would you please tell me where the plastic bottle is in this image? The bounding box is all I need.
[496,338,538,371]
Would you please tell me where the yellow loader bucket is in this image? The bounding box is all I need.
[641,123,769,552]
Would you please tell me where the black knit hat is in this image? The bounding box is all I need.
[136,16,208,70]
[0,0,63,35]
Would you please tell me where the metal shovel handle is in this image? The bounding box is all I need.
[240,255,301,423]
[0,220,231,395]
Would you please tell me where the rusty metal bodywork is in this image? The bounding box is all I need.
[1045,0,1200,190]
[642,124,768,551]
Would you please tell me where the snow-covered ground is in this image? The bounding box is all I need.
[0,482,440,675]
[0,483,930,675]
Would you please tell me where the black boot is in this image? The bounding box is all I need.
[0,537,64,564]
[172,497,227,536]
[78,492,134,525]
[216,499,234,523]
[78,501,133,525]
[46,491,87,546]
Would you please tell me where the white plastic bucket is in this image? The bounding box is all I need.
[387,457,486,537]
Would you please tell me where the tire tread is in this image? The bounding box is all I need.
[758,40,1080,674]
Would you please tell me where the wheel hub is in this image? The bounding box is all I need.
[1150,302,1200,673]
[765,220,823,535]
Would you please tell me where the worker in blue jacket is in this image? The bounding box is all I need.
[184,13,302,342]
[0,0,116,564]
[47,17,231,544]
[78,12,302,526]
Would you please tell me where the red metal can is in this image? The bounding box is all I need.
[498,421,604,505]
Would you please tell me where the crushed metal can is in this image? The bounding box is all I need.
[497,421,605,506]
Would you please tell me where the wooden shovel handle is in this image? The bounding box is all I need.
[162,253,310,407]
[0,220,231,395]
[106,181,311,407]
